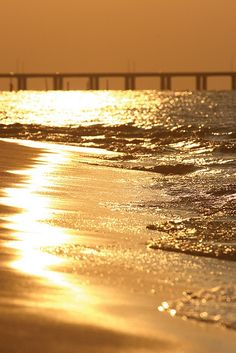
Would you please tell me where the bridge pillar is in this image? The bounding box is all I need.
[231,75,236,90]
[17,76,27,90]
[9,79,14,92]
[53,75,63,90]
[94,76,99,90]
[160,75,165,90]
[9,74,14,91]
[53,76,58,90]
[124,75,136,90]
[196,75,201,90]
[89,76,93,90]
[125,76,130,90]
[202,75,207,90]
[160,75,171,90]
[89,76,99,90]
[58,76,63,90]
[166,75,171,90]
[196,75,207,90]
[130,75,135,90]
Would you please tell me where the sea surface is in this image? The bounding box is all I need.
[0,90,235,329]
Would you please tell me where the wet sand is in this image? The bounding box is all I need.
[0,139,236,353]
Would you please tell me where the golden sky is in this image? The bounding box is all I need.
[1,0,236,73]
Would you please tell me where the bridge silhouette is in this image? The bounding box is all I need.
[1,71,236,91]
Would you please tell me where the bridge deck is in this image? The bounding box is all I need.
[1,72,236,90]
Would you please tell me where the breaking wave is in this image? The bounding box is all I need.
[158,285,236,330]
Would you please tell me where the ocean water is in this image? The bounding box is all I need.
[0,90,236,329]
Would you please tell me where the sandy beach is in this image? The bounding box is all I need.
[0,138,236,353]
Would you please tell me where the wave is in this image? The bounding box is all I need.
[213,142,236,154]
[147,218,236,261]
[1,123,235,156]
[123,163,201,175]
[142,164,200,175]
[158,285,236,330]
[207,184,236,197]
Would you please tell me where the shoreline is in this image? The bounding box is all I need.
[0,138,236,353]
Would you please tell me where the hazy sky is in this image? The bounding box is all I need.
[1,0,236,73]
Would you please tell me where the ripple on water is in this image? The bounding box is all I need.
[147,218,236,261]
[158,285,236,330]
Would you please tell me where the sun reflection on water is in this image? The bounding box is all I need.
[1,141,129,331]
[1,91,128,126]
[0,142,101,319]
[2,144,70,284]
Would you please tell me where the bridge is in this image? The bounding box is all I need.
[1,71,236,91]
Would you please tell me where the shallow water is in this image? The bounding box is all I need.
[1,90,235,260]
[0,90,235,330]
